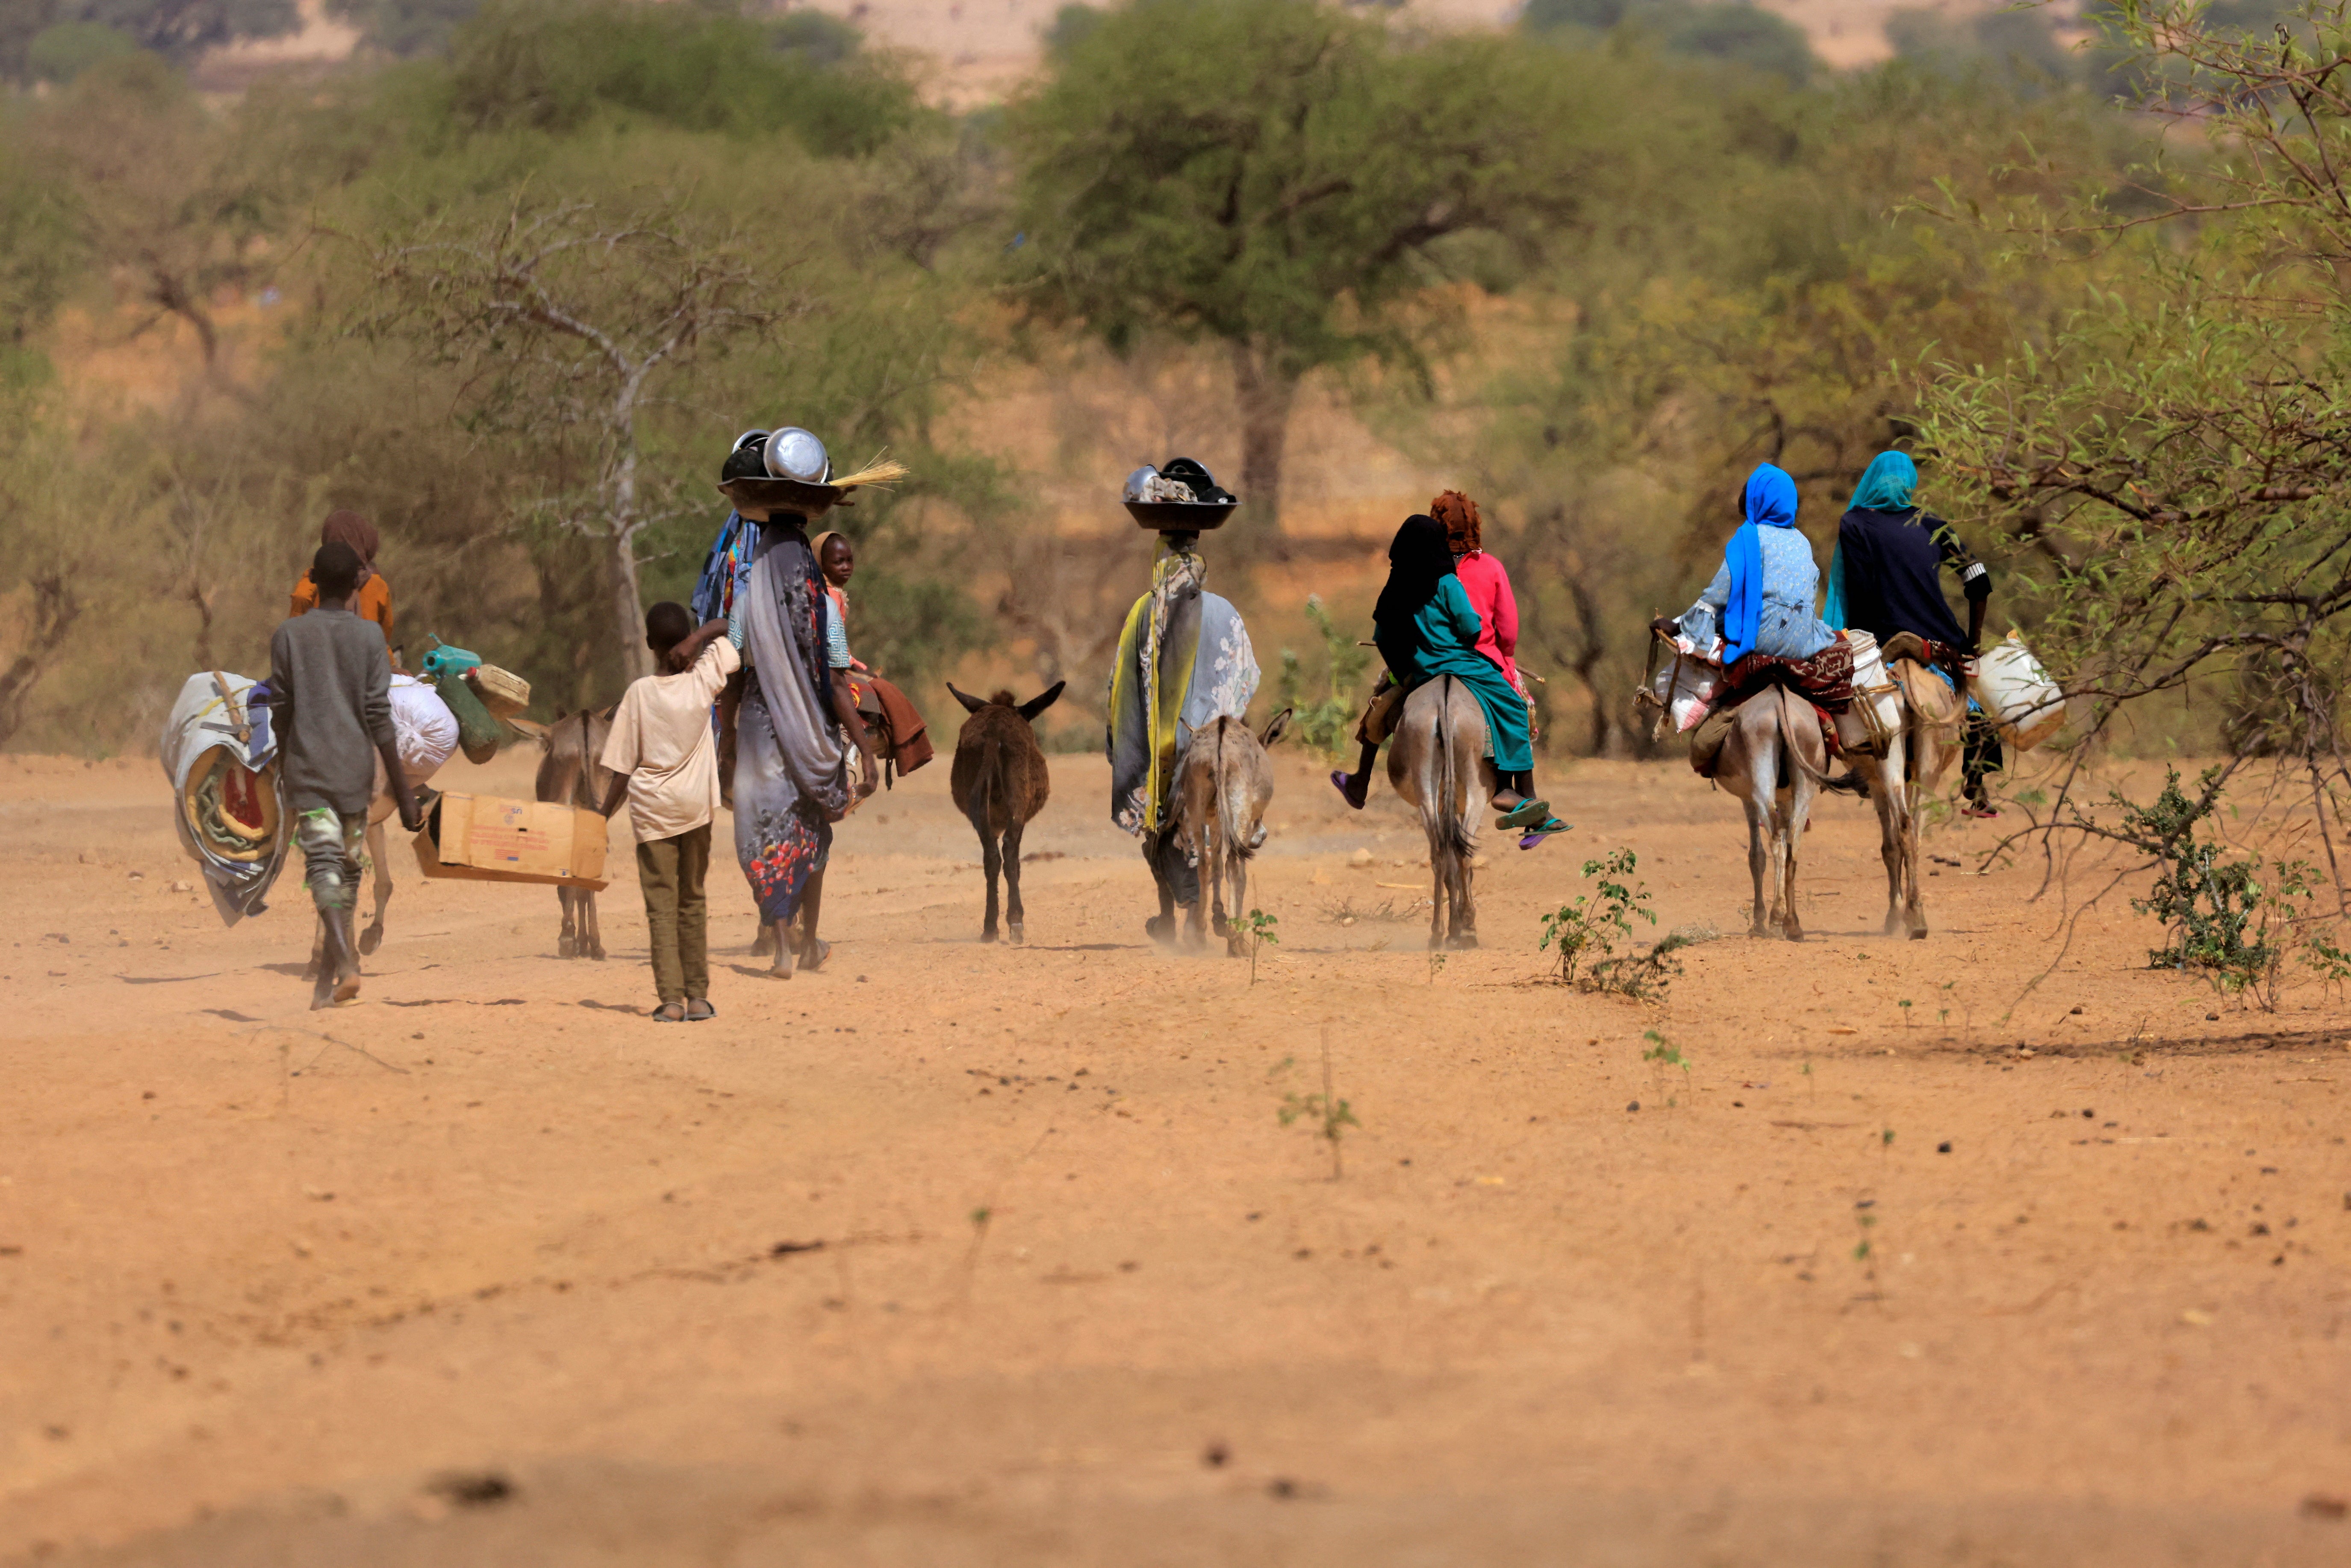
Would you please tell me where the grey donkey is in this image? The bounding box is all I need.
[1714,684,1830,941]
[1386,676,1496,950]
[1173,708,1292,955]
[1833,655,1962,940]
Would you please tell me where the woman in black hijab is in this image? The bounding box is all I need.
[1331,517,1556,834]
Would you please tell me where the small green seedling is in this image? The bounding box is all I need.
[1539,850,1677,998]
[1802,1059,1815,1102]
[1641,1028,1691,1106]
[1277,1035,1358,1179]
[1428,949,1448,985]
[1853,1199,1883,1303]
[1246,907,1279,984]
[1898,998,1913,1027]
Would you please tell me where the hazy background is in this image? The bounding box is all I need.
[0,0,2204,761]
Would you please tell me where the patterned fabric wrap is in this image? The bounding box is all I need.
[734,526,850,925]
[1721,632,1857,714]
[1106,542,1259,835]
[689,510,763,627]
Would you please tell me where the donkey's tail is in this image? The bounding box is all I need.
[1435,677,1475,861]
[1215,718,1256,866]
[969,729,1003,840]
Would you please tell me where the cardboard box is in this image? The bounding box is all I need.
[411,793,610,890]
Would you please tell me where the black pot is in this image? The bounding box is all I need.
[1125,500,1237,532]
[717,476,850,514]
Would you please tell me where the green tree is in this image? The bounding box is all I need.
[1007,0,1600,544]
[444,0,919,157]
[3,2,298,81]
[1918,0,2351,872]
[327,0,483,57]
[1523,0,1817,85]
[353,196,791,682]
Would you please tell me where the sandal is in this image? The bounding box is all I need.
[652,1001,687,1023]
[1960,803,2000,819]
[684,998,715,1022]
[1517,817,1572,851]
[1329,770,1366,811]
[1496,798,1551,830]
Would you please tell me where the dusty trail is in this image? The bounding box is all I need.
[1,746,2347,1565]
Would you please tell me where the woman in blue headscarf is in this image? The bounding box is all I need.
[1656,464,1837,664]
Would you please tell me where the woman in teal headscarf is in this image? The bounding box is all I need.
[1822,450,1918,630]
[1827,448,2003,813]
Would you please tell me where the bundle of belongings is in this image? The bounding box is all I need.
[375,672,462,805]
[165,668,471,925]
[162,672,290,925]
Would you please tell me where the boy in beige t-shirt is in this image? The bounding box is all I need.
[598,602,738,1022]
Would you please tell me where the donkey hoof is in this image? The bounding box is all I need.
[1909,925,1929,941]
[1211,913,1232,937]
[558,935,577,959]
[1007,923,1025,945]
[1447,931,1480,951]
[589,944,607,961]
[358,925,384,957]
[1226,934,1249,959]
[750,928,777,958]
[980,926,999,944]
[1782,927,1805,944]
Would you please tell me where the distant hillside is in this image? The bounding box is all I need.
[183,0,2037,102]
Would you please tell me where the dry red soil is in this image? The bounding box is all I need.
[3,743,2348,1565]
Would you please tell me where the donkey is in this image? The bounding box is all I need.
[1859,655,1963,940]
[511,707,618,959]
[948,681,1064,943]
[1173,708,1292,956]
[1715,685,1830,941]
[1387,676,1495,951]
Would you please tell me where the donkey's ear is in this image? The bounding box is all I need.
[1018,681,1066,723]
[1258,707,1292,749]
[946,682,987,715]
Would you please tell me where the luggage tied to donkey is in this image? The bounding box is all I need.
[1686,634,1855,780]
[419,636,515,764]
[161,670,291,926]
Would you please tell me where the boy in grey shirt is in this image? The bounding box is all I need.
[268,540,422,1007]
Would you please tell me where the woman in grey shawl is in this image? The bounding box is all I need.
[1105,537,1260,941]
[731,504,877,976]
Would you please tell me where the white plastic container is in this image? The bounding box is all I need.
[1841,630,1904,752]
[1969,630,2066,750]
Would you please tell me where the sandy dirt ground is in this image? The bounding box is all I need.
[3,740,2349,1565]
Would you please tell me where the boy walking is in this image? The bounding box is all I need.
[599,602,737,1022]
[267,540,421,1009]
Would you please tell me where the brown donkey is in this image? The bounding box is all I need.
[511,707,619,959]
[1173,708,1291,955]
[948,681,1064,943]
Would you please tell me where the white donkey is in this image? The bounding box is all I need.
[1387,676,1495,950]
[1834,636,1962,939]
[1715,684,1830,941]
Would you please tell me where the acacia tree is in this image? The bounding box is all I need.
[1006,0,1597,543]
[1919,0,2351,883]
[356,199,793,680]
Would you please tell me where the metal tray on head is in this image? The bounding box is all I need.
[1125,500,1237,532]
[718,476,850,513]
